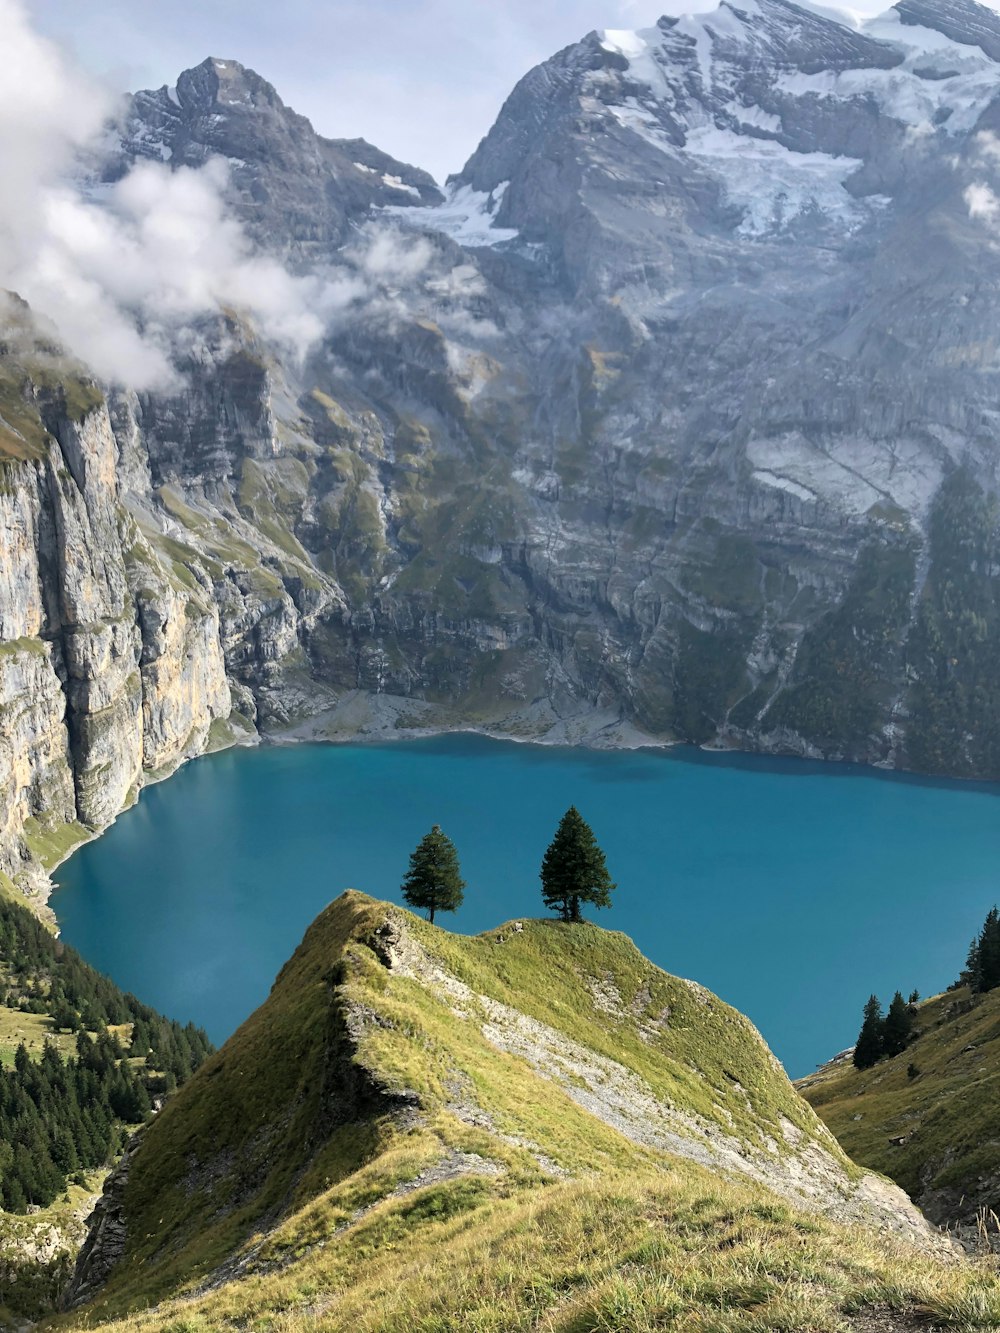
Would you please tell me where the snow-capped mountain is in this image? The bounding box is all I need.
[8,0,1000,902]
[447,0,1000,258]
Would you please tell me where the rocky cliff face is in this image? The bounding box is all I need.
[0,318,237,901]
[8,1,1000,897]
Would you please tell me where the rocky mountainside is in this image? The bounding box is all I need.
[800,981,1000,1234]
[9,1,1000,896]
[109,57,443,256]
[54,892,1000,1332]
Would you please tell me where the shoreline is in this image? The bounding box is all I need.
[33,689,1000,928]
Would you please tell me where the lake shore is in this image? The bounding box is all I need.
[50,733,1000,1079]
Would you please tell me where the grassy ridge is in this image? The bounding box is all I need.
[44,893,1000,1332]
[388,910,829,1158]
[799,984,1000,1227]
[49,1158,1000,1333]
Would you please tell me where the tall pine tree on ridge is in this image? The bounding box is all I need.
[964,906,1000,994]
[401,825,465,924]
[540,807,615,924]
[853,994,884,1070]
[882,990,915,1057]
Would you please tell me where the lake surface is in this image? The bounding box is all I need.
[52,736,1000,1077]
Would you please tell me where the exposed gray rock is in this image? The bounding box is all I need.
[111,57,443,259]
[64,1139,140,1309]
[10,1,1000,902]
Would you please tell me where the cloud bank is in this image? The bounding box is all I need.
[0,0,375,389]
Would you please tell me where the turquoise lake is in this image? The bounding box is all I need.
[52,735,1000,1077]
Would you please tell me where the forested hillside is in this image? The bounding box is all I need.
[0,892,212,1212]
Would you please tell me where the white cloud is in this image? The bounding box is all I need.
[0,0,108,270]
[965,181,1000,224]
[18,160,370,386]
[974,130,1000,166]
[0,0,372,388]
[355,225,435,286]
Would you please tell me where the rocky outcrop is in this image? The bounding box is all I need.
[64,1140,139,1310]
[0,1198,94,1326]
[370,910,948,1252]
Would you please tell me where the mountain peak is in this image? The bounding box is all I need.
[173,55,285,115]
[110,58,442,255]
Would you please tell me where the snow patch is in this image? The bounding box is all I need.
[753,470,816,501]
[749,433,944,518]
[735,105,782,134]
[385,182,518,248]
[600,24,673,96]
[383,173,421,199]
[683,126,868,235]
[780,13,1000,136]
[608,97,675,152]
[600,29,649,61]
[166,85,181,109]
[791,0,867,27]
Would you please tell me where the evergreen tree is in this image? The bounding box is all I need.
[51,1000,79,1032]
[3,1177,26,1214]
[853,994,884,1070]
[961,906,1000,994]
[400,825,465,924]
[882,990,914,1057]
[978,907,1000,993]
[540,807,616,924]
[51,1126,79,1175]
[962,935,982,991]
[130,1018,151,1057]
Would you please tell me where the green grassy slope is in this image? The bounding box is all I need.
[799,985,1000,1228]
[49,894,1000,1333]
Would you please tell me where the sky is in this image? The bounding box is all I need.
[24,0,927,182]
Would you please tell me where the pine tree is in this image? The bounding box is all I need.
[3,1176,26,1213]
[130,1017,151,1056]
[978,907,1000,993]
[540,807,616,924]
[400,825,465,924]
[962,935,982,991]
[882,990,914,1057]
[51,1125,79,1175]
[853,994,884,1070]
[962,906,1000,994]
